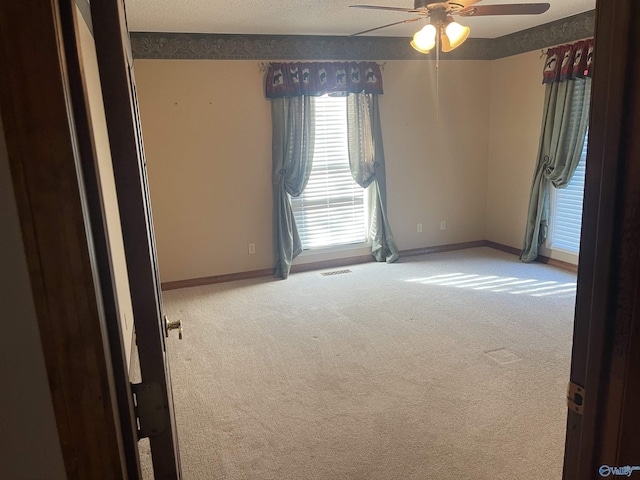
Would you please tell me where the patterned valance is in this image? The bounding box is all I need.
[542,39,593,84]
[265,62,383,98]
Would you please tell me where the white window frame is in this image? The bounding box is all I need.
[291,95,369,252]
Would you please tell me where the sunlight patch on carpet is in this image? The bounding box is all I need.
[406,272,576,297]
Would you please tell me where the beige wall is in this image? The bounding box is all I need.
[136,52,583,283]
[486,50,545,251]
[0,114,67,478]
[381,60,490,250]
[76,8,136,365]
[135,60,273,281]
[135,59,491,282]
[486,50,579,264]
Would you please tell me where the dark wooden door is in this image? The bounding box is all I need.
[563,1,640,478]
[90,1,182,477]
[0,0,156,476]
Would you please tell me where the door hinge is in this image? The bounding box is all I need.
[131,382,167,439]
[567,381,585,415]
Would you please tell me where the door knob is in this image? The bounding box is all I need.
[165,316,183,340]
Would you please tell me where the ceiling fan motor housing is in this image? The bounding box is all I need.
[414,1,463,18]
[414,0,450,9]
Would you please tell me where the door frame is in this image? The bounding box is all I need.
[90,0,182,477]
[0,0,134,477]
[564,1,640,478]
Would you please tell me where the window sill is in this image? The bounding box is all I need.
[540,245,579,265]
[293,242,371,265]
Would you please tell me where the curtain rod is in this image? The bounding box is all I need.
[258,61,386,72]
[540,37,595,58]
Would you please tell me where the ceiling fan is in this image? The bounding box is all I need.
[350,0,551,54]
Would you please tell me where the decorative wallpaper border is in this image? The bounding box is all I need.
[489,9,595,59]
[130,9,594,61]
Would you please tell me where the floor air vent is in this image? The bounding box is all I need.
[321,269,352,276]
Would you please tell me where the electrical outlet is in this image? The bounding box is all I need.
[440,221,446,231]
[248,243,256,254]
[417,223,423,233]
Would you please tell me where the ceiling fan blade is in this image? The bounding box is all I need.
[349,5,422,13]
[458,3,550,16]
[350,17,423,36]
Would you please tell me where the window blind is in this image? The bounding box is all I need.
[550,137,587,253]
[549,79,591,254]
[291,95,366,250]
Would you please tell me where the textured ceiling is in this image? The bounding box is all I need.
[125,0,595,39]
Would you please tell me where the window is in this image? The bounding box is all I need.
[549,134,587,253]
[548,79,591,254]
[291,95,367,250]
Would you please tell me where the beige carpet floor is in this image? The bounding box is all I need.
[141,247,577,479]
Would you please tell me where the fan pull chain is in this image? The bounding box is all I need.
[436,29,440,123]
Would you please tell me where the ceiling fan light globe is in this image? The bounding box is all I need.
[440,33,455,52]
[412,23,436,52]
[445,21,470,49]
[410,40,431,54]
